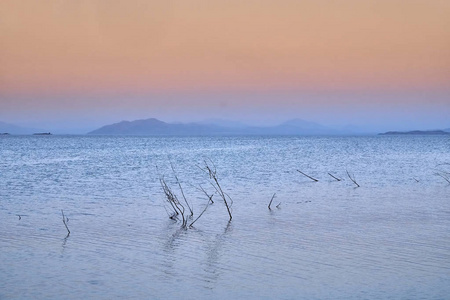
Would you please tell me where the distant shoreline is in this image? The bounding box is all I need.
[379,130,450,135]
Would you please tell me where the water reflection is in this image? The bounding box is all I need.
[159,220,233,290]
[203,221,232,289]
[60,233,70,256]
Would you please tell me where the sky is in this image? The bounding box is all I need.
[1,0,449,133]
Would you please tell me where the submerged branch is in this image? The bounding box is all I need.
[201,159,233,221]
[160,176,187,227]
[296,170,318,182]
[61,209,70,235]
[346,170,360,188]
[171,162,193,217]
[328,172,342,181]
[435,172,450,184]
[268,193,276,210]
[189,196,213,228]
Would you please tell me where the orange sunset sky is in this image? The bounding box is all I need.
[1,0,449,132]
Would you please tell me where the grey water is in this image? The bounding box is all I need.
[0,135,449,299]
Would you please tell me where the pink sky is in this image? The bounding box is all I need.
[1,0,449,131]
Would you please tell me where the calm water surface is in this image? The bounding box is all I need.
[1,135,449,299]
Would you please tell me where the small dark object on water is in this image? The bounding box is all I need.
[268,193,276,210]
[61,209,70,235]
[297,170,319,182]
[328,172,342,181]
[346,170,360,187]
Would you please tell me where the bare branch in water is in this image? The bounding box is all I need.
[328,173,342,181]
[435,172,450,184]
[296,170,318,182]
[190,183,214,204]
[160,177,187,228]
[189,195,214,228]
[346,170,360,188]
[170,162,193,217]
[200,159,233,221]
[268,193,276,210]
[61,209,70,235]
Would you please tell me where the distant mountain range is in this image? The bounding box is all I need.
[2,118,449,136]
[0,121,43,135]
[87,118,340,136]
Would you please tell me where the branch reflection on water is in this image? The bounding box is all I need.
[160,220,233,289]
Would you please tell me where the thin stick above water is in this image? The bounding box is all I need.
[61,209,70,235]
[297,170,318,182]
[328,173,342,181]
[435,172,450,184]
[268,193,276,210]
[346,170,360,187]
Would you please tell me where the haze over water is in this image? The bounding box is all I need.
[1,135,449,299]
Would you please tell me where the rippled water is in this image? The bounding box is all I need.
[1,135,449,299]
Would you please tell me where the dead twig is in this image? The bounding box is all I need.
[435,172,450,184]
[268,193,276,210]
[170,162,193,217]
[160,177,187,227]
[328,173,342,181]
[296,170,318,182]
[346,170,360,187]
[61,209,70,235]
[200,159,233,221]
[189,195,214,228]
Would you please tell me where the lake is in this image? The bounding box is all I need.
[1,135,449,299]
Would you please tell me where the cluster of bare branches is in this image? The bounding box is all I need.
[160,176,189,228]
[159,159,232,229]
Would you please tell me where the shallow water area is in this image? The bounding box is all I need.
[1,135,449,299]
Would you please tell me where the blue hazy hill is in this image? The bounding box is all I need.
[87,118,339,135]
[0,121,44,135]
